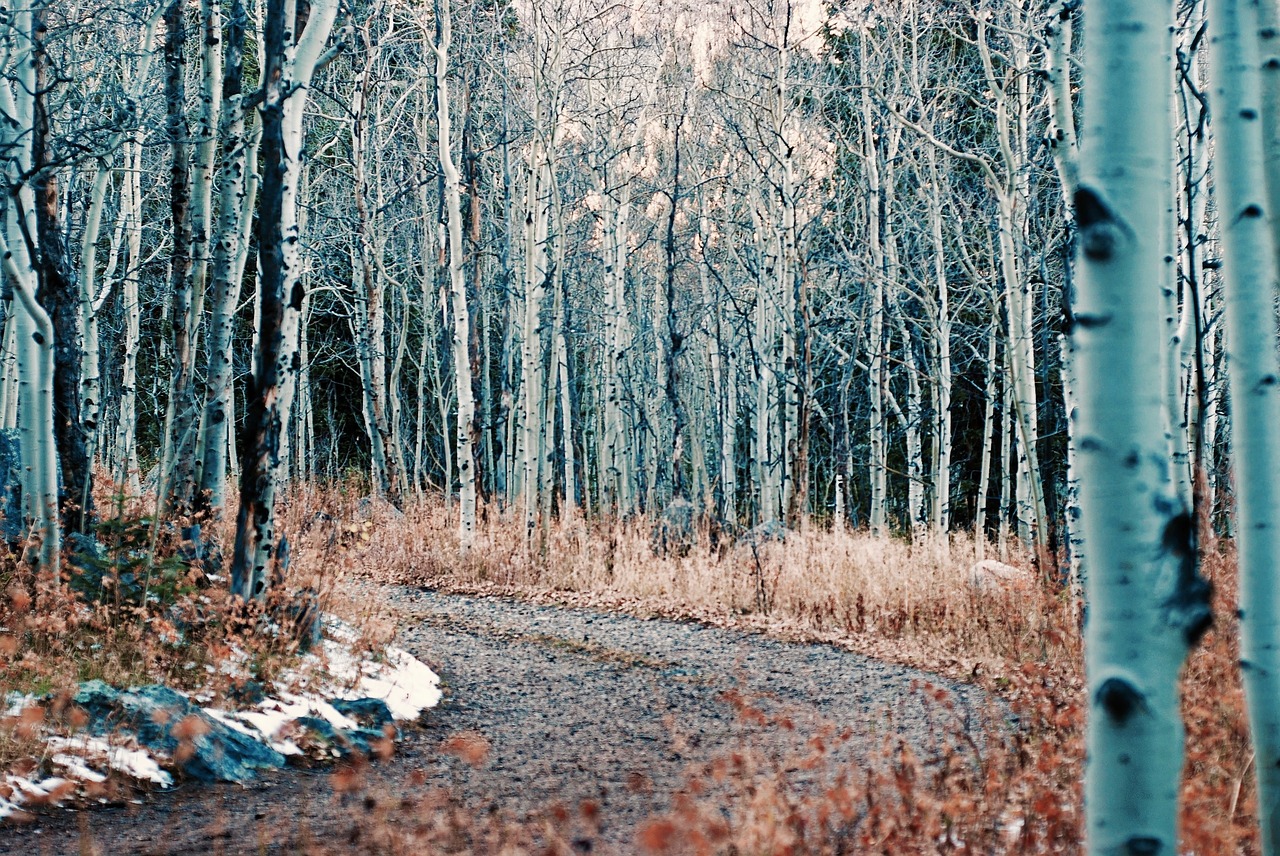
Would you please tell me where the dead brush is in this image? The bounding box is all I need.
[637,680,1083,855]
[329,489,1072,672]
[0,475,393,782]
[3,478,1263,853]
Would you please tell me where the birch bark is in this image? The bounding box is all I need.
[1075,0,1212,849]
[199,0,253,513]
[431,0,478,546]
[0,0,58,569]
[231,0,338,600]
[159,0,200,516]
[1208,1,1280,847]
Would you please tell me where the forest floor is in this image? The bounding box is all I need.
[0,585,991,854]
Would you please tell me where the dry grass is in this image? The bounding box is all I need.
[0,477,390,781]
[1,481,1262,853]
[320,489,1256,854]
[342,494,1066,670]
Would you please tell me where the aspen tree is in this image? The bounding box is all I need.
[231,0,338,601]
[1207,0,1280,847]
[158,0,201,516]
[348,10,409,503]
[1074,0,1212,850]
[0,304,15,431]
[189,0,222,341]
[861,66,890,536]
[0,0,58,570]
[113,136,144,495]
[31,8,89,533]
[431,0,478,547]
[662,98,689,503]
[200,0,254,513]
[1044,0,1085,583]
[978,11,1049,556]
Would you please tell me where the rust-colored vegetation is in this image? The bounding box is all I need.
[0,481,1259,853]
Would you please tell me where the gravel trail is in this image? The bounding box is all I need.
[0,587,989,854]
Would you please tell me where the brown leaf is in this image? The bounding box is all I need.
[440,731,490,767]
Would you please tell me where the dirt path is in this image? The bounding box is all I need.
[0,588,989,855]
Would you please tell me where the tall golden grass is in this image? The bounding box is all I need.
[0,481,1261,852]
[305,489,1255,854]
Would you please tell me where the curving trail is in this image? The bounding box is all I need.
[0,588,988,855]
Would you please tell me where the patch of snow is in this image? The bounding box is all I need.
[2,613,440,821]
[7,775,55,798]
[341,645,443,721]
[3,693,34,718]
[203,693,356,756]
[49,754,107,783]
[317,619,442,720]
[45,735,173,788]
[1,775,73,820]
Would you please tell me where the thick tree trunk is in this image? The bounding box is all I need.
[77,163,111,509]
[0,0,58,570]
[199,0,250,514]
[159,0,200,517]
[1075,0,1212,850]
[230,0,337,600]
[32,9,89,533]
[1209,1,1280,848]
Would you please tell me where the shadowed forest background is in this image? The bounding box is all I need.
[1,0,1113,555]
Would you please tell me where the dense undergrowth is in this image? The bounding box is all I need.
[0,480,1260,853]
[325,488,1255,854]
[0,478,397,804]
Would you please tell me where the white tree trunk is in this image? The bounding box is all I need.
[200,0,253,513]
[0,310,16,431]
[231,0,337,599]
[927,155,952,536]
[0,1,58,570]
[975,326,998,559]
[431,0,478,547]
[115,138,144,494]
[1209,1,1280,848]
[1075,0,1211,849]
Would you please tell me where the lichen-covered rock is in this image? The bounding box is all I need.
[290,716,387,758]
[330,697,395,731]
[652,498,696,557]
[74,681,286,782]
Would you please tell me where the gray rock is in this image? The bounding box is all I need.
[66,531,105,562]
[229,680,267,706]
[330,697,395,730]
[74,681,286,782]
[652,497,695,557]
[738,519,789,549]
[274,586,322,652]
[355,495,405,521]
[291,716,387,758]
